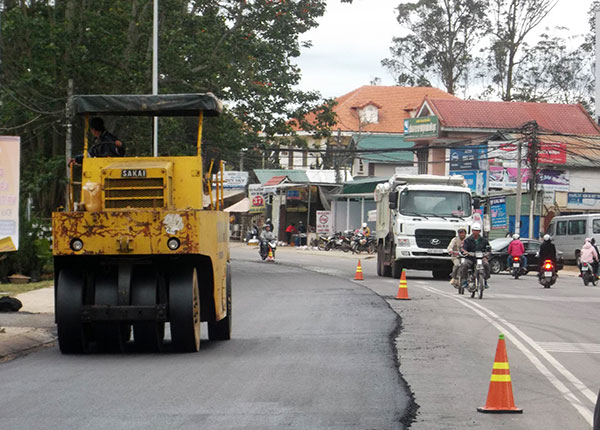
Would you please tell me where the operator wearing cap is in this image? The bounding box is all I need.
[459,223,491,289]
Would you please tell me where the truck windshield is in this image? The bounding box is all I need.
[399,190,472,217]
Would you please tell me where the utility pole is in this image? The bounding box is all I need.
[515,140,522,236]
[522,121,539,239]
[596,7,600,124]
[152,0,159,156]
[65,79,74,208]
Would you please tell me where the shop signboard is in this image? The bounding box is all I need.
[403,116,439,139]
[248,184,266,214]
[567,193,600,211]
[316,211,333,234]
[213,171,249,189]
[0,136,20,252]
[489,196,507,230]
[488,140,566,165]
[449,146,488,171]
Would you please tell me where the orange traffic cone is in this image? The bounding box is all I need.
[354,260,364,281]
[395,269,410,300]
[267,248,274,261]
[477,334,523,414]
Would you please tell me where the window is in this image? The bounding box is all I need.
[359,105,379,124]
[593,219,600,234]
[525,241,540,252]
[399,190,472,217]
[368,163,375,176]
[556,221,567,236]
[417,149,428,174]
[568,220,586,235]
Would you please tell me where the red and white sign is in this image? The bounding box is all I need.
[249,184,266,214]
[316,211,333,234]
[538,142,567,164]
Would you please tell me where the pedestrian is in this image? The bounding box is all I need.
[285,223,297,245]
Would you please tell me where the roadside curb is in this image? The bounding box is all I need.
[0,326,55,362]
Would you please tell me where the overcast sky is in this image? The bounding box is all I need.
[294,0,594,99]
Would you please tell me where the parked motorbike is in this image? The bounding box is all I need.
[511,256,526,279]
[538,260,557,288]
[463,251,487,299]
[351,232,375,254]
[580,261,597,286]
[260,240,277,261]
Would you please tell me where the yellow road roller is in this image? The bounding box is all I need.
[52,93,231,353]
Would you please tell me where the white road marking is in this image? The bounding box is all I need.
[417,285,594,425]
[489,294,600,303]
[537,342,600,354]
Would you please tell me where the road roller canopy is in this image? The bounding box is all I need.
[72,93,223,117]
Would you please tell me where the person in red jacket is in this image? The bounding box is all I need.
[285,223,297,245]
[506,233,527,270]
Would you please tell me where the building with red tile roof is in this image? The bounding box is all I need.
[421,98,600,135]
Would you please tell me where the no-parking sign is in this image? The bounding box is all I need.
[249,184,266,214]
[316,211,333,234]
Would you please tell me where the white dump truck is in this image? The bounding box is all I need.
[375,174,479,279]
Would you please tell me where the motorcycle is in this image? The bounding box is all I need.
[452,252,466,295]
[463,251,487,299]
[580,261,597,286]
[351,232,375,254]
[260,239,277,261]
[538,259,557,288]
[511,256,525,279]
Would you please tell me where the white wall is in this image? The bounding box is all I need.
[568,168,600,193]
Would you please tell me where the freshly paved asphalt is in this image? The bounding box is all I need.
[0,258,409,430]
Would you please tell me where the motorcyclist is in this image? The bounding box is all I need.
[579,238,598,275]
[260,225,276,257]
[591,238,600,278]
[447,227,467,288]
[506,233,527,272]
[361,222,371,237]
[459,223,491,289]
[537,234,557,278]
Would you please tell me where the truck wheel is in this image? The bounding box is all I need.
[208,263,232,341]
[377,246,383,276]
[169,266,201,352]
[132,271,165,352]
[56,268,89,354]
[392,260,402,279]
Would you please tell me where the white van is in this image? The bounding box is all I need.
[546,214,600,262]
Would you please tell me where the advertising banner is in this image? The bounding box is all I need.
[489,196,507,230]
[449,146,488,171]
[567,193,600,211]
[316,211,333,234]
[488,141,567,165]
[0,136,20,252]
[450,169,487,195]
[488,166,568,191]
[248,184,266,214]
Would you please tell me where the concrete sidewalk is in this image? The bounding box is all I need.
[0,287,55,361]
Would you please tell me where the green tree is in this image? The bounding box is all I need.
[512,30,593,109]
[382,0,488,95]
[482,0,558,101]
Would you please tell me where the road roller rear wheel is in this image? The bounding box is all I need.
[56,268,89,354]
[208,263,232,341]
[169,266,201,352]
[132,271,165,352]
[94,273,129,353]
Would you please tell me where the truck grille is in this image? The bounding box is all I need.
[415,229,455,249]
[104,178,165,209]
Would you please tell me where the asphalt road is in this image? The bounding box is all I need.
[240,244,598,429]
[0,255,409,430]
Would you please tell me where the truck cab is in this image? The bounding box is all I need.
[375,175,475,279]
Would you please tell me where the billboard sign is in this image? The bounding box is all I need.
[567,193,600,211]
[489,196,507,230]
[449,146,488,171]
[248,184,266,214]
[213,171,249,189]
[0,136,20,252]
